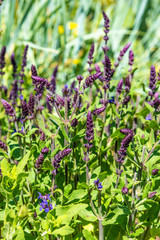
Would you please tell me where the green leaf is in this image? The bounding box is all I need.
[142,182,151,199]
[56,204,88,218]
[145,102,154,114]
[13,227,25,240]
[67,189,87,203]
[26,128,38,137]
[150,228,160,238]
[42,160,54,171]
[52,225,74,236]
[51,145,60,158]
[16,151,30,175]
[60,124,70,141]
[82,229,96,240]
[78,208,97,222]
[71,129,85,142]
[48,113,62,126]
[0,210,5,222]
[64,184,72,197]
[1,158,11,176]
[37,118,52,137]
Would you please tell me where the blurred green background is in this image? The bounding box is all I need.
[0,0,160,92]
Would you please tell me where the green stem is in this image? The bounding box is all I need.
[98,191,104,240]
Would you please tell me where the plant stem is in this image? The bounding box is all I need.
[98,190,104,240]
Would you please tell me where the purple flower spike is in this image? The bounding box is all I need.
[122,187,128,194]
[71,118,78,127]
[117,79,123,94]
[31,65,38,76]
[76,75,84,83]
[50,65,58,94]
[28,92,35,117]
[118,129,133,163]
[115,43,131,67]
[1,99,15,117]
[102,11,110,47]
[52,148,72,175]
[148,191,157,199]
[41,147,49,154]
[152,169,159,176]
[0,46,6,75]
[149,65,156,97]
[120,129,133,135]
[11,53,17,78]
[9,80,18,105]
[35,153,44,172]
[62,84,69,96]
[21,100,29,118]
[93,106,106,115]
[84,111,94,150]
[0,140,7,151]
[85,72,102,88]
[129,50,134,67]
[87,43,95,74]
[122,96,131,105]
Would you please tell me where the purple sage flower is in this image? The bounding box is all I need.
[87,43,94,74]
[152,169,159,176]
[1,99,15,117]
[11,52,17,78]
[71,118,78,127]
[122,187,128,194]
[0,140,7,151]
[41,147,49,154]
[50,65,58,94]
[52,149,72,175]
[94,179,103,190]
[145,113,152,121]
[21,100,29,118]
[28,92,35,118]
[102,11,110,47]
[0,46,6,76]
[93,106,106,115]
[85,72,102,88]
[149,65,156,98]
[148,191,157,199]
[117,79,123,95]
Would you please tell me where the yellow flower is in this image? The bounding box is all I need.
[58,25,64,34]
[68,22,78,30]
[72,59,80,65]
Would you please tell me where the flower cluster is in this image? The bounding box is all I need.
[0,140,7,151]
[0,46,6,76]
[94,179,103,190]
[149,65,156,97]
[38,192,53,213]
[84,111,94,150]
[52,148,72,175]
[117,129,133,163]
[87,43,94,74]
[102,11,110,48]
[35,147,49,172]
[1,99,15,117]
[122,187,128,194]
